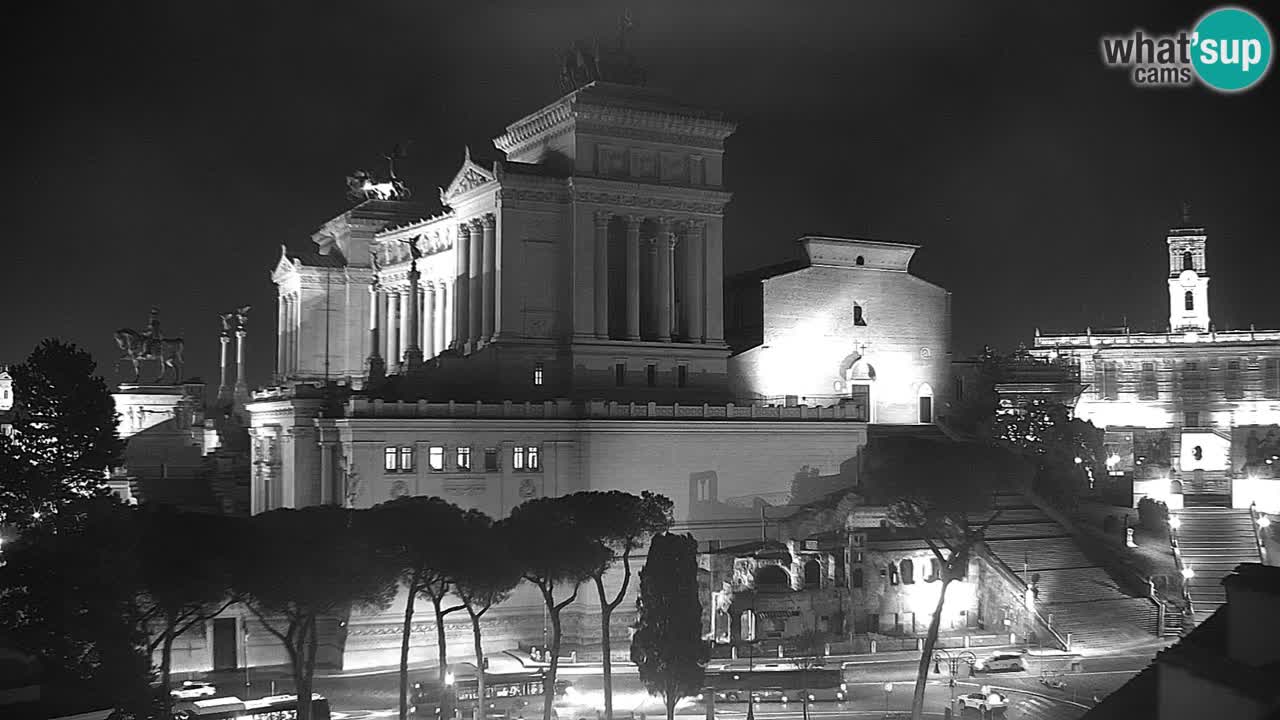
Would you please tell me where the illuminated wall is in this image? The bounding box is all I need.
[729,237,951,423]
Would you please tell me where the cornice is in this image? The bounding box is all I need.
[494,100,575,154]
[570,181,733,216]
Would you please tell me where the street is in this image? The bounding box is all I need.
[203,645,1164,720]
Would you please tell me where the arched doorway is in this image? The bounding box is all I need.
[755,564,790,591]
[837,352,876,422]
[917,383,935,424]
[803,558,822,588]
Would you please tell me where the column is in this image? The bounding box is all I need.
[423,283,436,358]
[705,218,725,343]
[625,215,642,340]
[319,437,334,505]
[276,297,286,379]
[234,328,248,397]
[399,286,414,368]
[386,291,400,369]
[481,214,496,342]
[682,220,705,342]
[656,217,674,343]
[454,224,471,351]
[593,211,611,338]
[366,284,385,383]
[469,218,483,348]
[219,333,232,401]
[286,295,297,375]
[403,265,422,369]
[439,283,450,353]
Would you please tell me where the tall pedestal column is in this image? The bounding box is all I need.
[682,220,705,342]
[218,334,232,402]
[625,215,642,340]
[593,211,611,338]
[656,217,675,343]
[234,329,248,403]
[454,225,471,351]
[438,284,449,354]
[481,214,496,342]
[399,286,416,369]
[403,265,423,370]
[469,219,483,350]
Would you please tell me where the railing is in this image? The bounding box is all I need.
[1035,328,1280,347]
[1250,502,1269,564]
[343,397,872,421]
[980,546,1070,651]
[1168,518,1196,619]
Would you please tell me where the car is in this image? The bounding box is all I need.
[170,681,217,699]
[973,652,1025,673]
[956,689,1009,714]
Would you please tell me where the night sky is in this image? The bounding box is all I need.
[4,1,1277,392]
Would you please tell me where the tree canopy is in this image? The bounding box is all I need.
[631,532,707,720]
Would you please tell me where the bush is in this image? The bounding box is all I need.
[1137,498,1169,531]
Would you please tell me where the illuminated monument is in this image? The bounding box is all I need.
[1032,216,1280,514]
[229,41,953,672]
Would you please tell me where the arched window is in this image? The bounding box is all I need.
[756,565,789,590]
[853,304,867,326]
[852,567,864,589]
[900,559,915,584]
[1185,291,1194,311]
[1183,251,1194,271]
[803,558,822,588]
[917,383,935,424]
[855,255,865,266]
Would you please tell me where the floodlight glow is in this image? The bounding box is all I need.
[444,672,454,686]
[1258,515,1271,529]
[1169,516,1182,530]
[1181,566,1195,580]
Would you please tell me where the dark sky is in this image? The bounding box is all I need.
[4,0,1277,391]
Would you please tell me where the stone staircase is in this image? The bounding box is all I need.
[1180,469,1232,507]
[1174,506,1262,624]
[975,494,1159,651]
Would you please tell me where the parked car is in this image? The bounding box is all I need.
[956,689,1009,714]
[973,652,1025,673]
[170,681,217,699]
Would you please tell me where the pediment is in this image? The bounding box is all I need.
[271,245,298,281]
[442,147,496,203]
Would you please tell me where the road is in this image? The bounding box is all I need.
[202,646,1162,720]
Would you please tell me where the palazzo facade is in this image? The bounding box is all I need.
[1031,222,1280,513]
[223,80,953,673]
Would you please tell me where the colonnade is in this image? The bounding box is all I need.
[276,291,301,377]
[593,212,718,343]
[369,277,455,373]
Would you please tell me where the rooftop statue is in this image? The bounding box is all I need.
[346,142,413,202]
[559,9,647,94]
[115,307,185,384]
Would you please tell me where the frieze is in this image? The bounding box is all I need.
[494,188,570,206]
[573,190,727,215]
[443,478,487,496]
[573,106,736,141]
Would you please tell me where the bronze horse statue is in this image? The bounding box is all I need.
[114,328,185,384]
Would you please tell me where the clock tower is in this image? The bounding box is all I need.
[1167,224,1210,333]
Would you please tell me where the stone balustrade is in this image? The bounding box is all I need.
[1036,328,1280,348]
[343,397,869,421]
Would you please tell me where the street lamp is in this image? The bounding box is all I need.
[932,650,975,706]
[1259,515,1272,529]
[1181,565,1195,580]
[883,682,893,715]
[1169,516,1182,531]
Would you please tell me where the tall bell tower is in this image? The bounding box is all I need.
[1167,213,1210,333]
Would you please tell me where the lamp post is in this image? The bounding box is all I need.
[243,628,250,700]
[883,682,892,715]
[932,650,976,707]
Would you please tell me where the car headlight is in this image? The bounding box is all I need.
[840,683,847,692]
[696,694,704,701]
[781,696,788,703]
[836,692,845,701]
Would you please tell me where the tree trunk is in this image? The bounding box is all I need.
[400,579,419,720]
[595,576,614,720]
[160,629,176,720]
[300,617,319,720]
[543,601,563,720]
[431,595,450,686]
[470,609,486,720]
[665,686,676,720]
[911,578,952,720]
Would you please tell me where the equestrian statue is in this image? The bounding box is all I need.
[115,307,185,384]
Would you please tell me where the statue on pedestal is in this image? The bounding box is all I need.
[114,307,185,384]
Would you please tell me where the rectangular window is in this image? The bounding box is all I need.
[1185,412,1199,428]
[1225,360,1243,399]
[398,447,414,472]
[1139,362,1158,401]
[533,362,544,386]
[526,445,540,471]
[428,446,445,472]
[456,446,472,471]
[514,446,525,470]
[677,365,688,388]
[1101,361,1118,400]
[615,362,626,386]
[646,364,656,387]
[1266,358,1280,398]
[384,447,398,472]
[484,448,499,472]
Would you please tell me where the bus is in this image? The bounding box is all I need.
[411,668,570,719]
[702,669,847,704]
[171,694,332,720]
